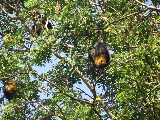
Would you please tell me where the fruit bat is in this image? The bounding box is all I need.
[89,38,111,69]
[3,80,16,101]
[32,18,52,36]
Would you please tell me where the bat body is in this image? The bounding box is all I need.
[89,38,111,68]
[3,80,16,101]
[32,19,52,36]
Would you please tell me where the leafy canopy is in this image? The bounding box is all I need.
[0,0,159,119]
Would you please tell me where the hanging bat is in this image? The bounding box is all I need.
[89,38,111,69]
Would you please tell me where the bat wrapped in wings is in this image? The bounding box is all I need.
[89,38,111,69]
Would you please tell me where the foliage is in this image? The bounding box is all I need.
[0,0,159,119]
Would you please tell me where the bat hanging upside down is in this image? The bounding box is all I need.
[3,80,17,101]
[89,38,111,69]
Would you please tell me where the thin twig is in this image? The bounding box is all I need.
[75,87,93,99]
[104,8,148,29]
[135,0,160,11]
[0,4,18,19]
[1,0,18,12]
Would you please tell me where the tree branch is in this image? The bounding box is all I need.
[135,0,160,11]
[0,4,18,19]
[1,0,18,12]
[104,8,148,29]
[52,51,117,119]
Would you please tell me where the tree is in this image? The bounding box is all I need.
[0,0,159,119]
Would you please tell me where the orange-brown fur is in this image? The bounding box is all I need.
[4,80,16,101]
[94,54,107,67]
[5,84,16,92]
[5,80,16,92]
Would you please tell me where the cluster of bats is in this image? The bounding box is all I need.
[3,18,111,101]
